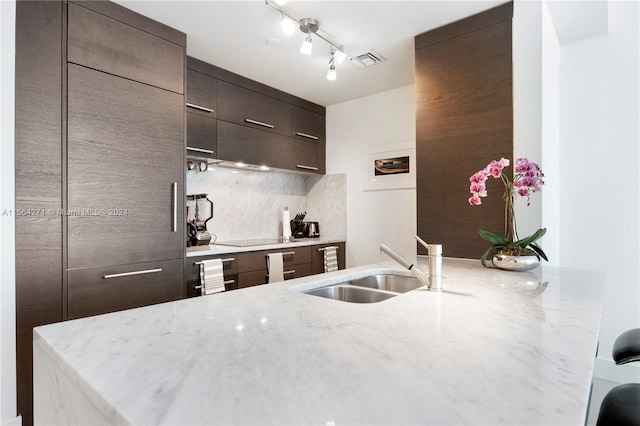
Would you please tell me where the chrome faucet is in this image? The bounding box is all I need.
[379,241,443,292]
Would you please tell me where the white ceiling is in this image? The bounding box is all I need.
[114,1,507,106]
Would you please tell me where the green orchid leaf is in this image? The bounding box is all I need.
[479,229,509,245]
[480,246,494,268]
[529,242,548,261]
[516,228,547,247]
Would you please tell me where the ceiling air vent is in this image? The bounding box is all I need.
[350,50,386,68]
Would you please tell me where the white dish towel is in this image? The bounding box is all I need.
[199,259,225,295]
[324,246,339,273]
[267,252,284,283]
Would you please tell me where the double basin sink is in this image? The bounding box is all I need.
[302,274,423,303]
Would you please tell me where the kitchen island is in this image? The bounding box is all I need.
[34,258,604,425]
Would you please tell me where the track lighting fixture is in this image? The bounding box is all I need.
[265,0,346,81]
[300,34,313,55]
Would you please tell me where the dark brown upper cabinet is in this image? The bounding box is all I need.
[186,69,217,158]
[67,2,184,94]
[186,69,217,117]
[217,80,292,137]
[291,106,326,174]
[217,121,292,170]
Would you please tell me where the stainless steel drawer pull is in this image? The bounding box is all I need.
[186,103,214,113]
[245,118,274,129]
[104,268,162,279]
[295,132,319,140]
[266,270,295,277]
[266,251,295,258]
[223,279,235,285]
[296,164,319,171]
[172,182,177,232]
[194,258,236,265]
[318,246,339,252]
[187,146,214,154]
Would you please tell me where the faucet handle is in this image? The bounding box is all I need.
[415,235,429,251]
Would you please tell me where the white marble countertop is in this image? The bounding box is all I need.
[34,258,605,425]
[186,237,346,257]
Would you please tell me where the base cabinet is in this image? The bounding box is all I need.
[186,243,345,295]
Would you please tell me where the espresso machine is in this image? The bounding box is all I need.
[186,194,213,246]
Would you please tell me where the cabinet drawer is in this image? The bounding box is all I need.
[67,3,184,93]
[186,69,217,117]
[218,81,291,136]
[67,259,183,320]
[187,112,217,158]
[238,246,312,272]
[312,243,346,275]
[184,255,238,297]
[237,262,311,288]
[217,121,291,170]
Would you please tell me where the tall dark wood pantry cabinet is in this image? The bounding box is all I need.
[415,3,514,258]
[14,1,186,424]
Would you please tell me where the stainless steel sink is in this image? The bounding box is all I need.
[302,274,423,303]
[348,274,423,294]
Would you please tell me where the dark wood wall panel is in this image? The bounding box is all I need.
[15,2,63,424]
[415,3,513,259]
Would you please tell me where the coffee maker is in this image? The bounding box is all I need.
[186,194,213,246]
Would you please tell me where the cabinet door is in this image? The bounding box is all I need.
[291,106,325,142]
[185,255,238,297]
[312,243,346,275]
[186,69,217,117]
[218,81,291,136]
[291,140,321,174]
[217,121,291,170]
[67,64,184,269]
[187,112,217,158]
[67,2,184,93]
[67,259,183,320]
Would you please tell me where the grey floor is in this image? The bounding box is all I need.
[586,378,621,425]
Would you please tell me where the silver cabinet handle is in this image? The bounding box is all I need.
[295,132,319,140]
[104,268,162,279]
[186,103,214,113]
[245,118,274,129]
[172,182,177,232]
[194,257,236,265]
[318,246,339,252]
[296,165,319,171]
[187,146,214,154]
[223,279,235,285]
[266,270,295,278]
[266,251,295,258]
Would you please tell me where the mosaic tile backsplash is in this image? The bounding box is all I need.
[187,167,346,242]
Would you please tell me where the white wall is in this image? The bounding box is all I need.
[0,1,18,424]
[326,85,416,267]
[555,0,640,383]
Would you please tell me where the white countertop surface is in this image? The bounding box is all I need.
[34,258,605,425]
[186,238,346,257]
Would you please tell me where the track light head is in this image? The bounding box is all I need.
[281,16,295,35]
[300,35,312,55]
[333,48,347,64]
[327,63,336,81]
